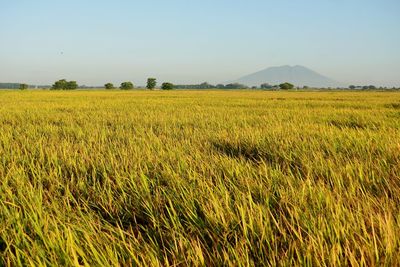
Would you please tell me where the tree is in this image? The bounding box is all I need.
[161,82,174,90]
[66,81,78,90]
[225,83,248,89]
[52,79,67,90]
[146,78,157,90]
[120,82,134,90]
[260,83,273,89]
[216,84,225,89]
[104,83,114,89]
[19,83,28,90]
[349,85,356,89]
[174,82,217,89]
[51,79,78,90]
[199,82,214,89]
[279,82,294,90]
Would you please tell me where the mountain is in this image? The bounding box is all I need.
[233,65,343,88]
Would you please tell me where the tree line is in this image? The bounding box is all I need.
[174,82,295,90]
[47,79,295,91]
[3,80,399,91]
[9,81,294,90]
[107,79,174,90]
[46,78,174,90]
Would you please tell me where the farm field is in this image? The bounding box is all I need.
[0,90,399,266]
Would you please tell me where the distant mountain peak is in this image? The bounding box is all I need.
[234,65,343,87]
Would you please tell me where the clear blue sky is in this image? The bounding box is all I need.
[1,0,399,86]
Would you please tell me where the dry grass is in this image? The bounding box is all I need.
[0,90,399,266]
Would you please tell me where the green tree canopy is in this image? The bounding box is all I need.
[146,78,157,90]
[104,83,114,89]
[51,79,78,90]
[225,83,248,89]
[161,82,174,90]
[66,81,78,90]
[51,79,67,90]
[279,82,294,90]
[120,82,134,90]
[260,83,273,89]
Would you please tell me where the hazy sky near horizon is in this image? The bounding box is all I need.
[1,0,399,86]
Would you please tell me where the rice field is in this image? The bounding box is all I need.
[0,90,399,266]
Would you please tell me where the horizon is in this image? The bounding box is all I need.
[3,64,396,88]
[1,0,399,87]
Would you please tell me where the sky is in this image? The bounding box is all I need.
[1,0,399,86]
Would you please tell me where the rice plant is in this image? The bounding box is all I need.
[0,90,399,266]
